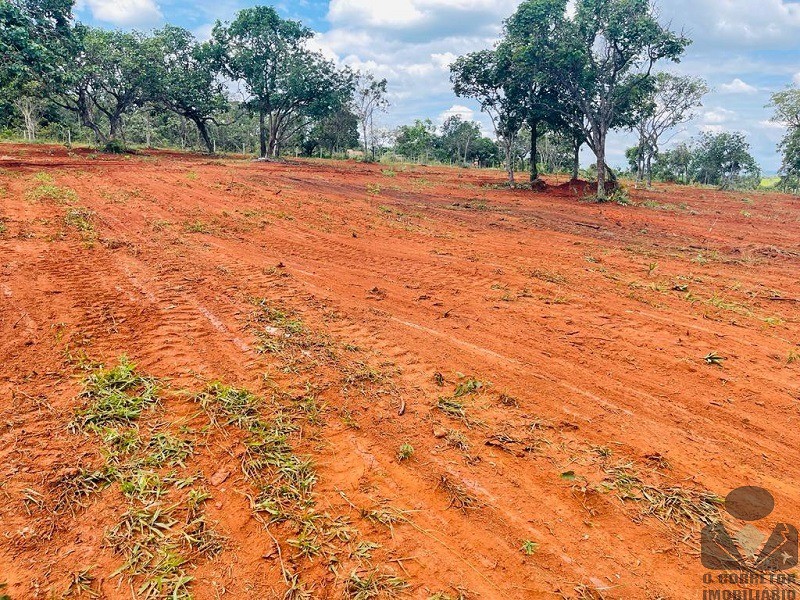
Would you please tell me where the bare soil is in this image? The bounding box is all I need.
[1,143,799,599]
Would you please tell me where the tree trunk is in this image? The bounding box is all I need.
[595,131,607,201]
[635,144,644,187]
[646,153,653,187]
[505,142,515,186]
[572,137,580,181]
[194,118,214,154]
[268,114,281,159]
[259,109,267,158]
[15,98,39,141]
[530,120,539,182]
[109,115,122,141]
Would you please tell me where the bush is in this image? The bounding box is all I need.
[102,139,129,154]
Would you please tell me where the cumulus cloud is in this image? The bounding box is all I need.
[661,0,800,49]
[438,104,475,123]
[702,108,736,124]
[327,1,423,28]
[84,0,163,27]
[719,78,758,94]
[326,0,519,41]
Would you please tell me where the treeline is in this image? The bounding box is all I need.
[0,1,386,159]
[449,0,696,198]
[627,131,761,190]
[2,0,798,195]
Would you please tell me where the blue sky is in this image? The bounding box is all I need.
[74,0,800,172]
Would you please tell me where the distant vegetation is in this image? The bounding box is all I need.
[628,131,761,190]
[0,0,796,196]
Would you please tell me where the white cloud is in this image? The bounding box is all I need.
[719,78,758,94]
[431,52,458,70]
[703,108,736,124]
[84,0,162,26]
[327,0,518,41]
[794,72,800,86]
[661,0,800,49]
[759,119,786,130]
[328,1,423,28]
[438,104,474,123]
[700,124,727,134]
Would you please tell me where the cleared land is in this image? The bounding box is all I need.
[1,144,799,599]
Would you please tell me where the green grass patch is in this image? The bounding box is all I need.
[71,357,159,430]
[27,183,78,204]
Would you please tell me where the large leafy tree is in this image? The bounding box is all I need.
[501,0,568,183]
[148,26,228,154]
[47,27,154,145]
[212,7,353,158]
[311,107,360,156]
[451,49,526,184]
[439,115,481,165]
[632,73,707,186]
[395,119,437,161]
[1,0,75,139]
[769,87,800,192]
[651,141,693,183]
[552,0,690,199]
[691,131,760,190]
[777,129,800,193]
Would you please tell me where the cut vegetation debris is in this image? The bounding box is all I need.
[603,463,723,526]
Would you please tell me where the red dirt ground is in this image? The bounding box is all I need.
[1,143,799,599]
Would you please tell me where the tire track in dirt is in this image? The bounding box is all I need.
[2,145,800,599]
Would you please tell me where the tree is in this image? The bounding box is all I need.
[551,0,690,199]
[540,130,577,174]
[0,0,74,92]
[395,119,437,161]
[769,87,800,193]
[47,27,154,146]
[632,73,707,186]
[502,0,567,182]
[691,131,760,190]
[13,93,43,140]
[471,136,501,167]
[777,129,800,194]
[212,7,352,159]
[451,49,525,184]
[312,107,360,156]
[352,72,388,161]
[440,116,481,165]
[148,26,228,154]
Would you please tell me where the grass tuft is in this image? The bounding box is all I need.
[71,357,158,430]
[437,475,478,512]
[346,569,408,600]
[193,383,262,428]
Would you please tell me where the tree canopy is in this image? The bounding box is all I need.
[212,6,353,158]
